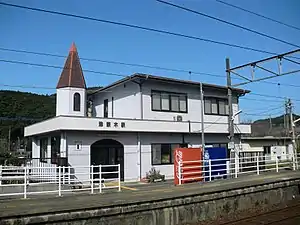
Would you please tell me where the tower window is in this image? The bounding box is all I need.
[73,92,81,111]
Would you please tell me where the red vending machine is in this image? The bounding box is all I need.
[174,147,203,185]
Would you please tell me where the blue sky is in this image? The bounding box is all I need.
[0,0,300,121]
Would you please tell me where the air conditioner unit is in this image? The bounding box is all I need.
[176,115,183,122]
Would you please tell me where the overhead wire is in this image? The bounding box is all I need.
[0,47,227,79]
[215,0,300,32]
[0,1,297,56]
[1,53,300,89]
[244,106,284,116]
[156,0,300,48]
[1,82,300,105]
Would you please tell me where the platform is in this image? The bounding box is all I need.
[0,171,300,219]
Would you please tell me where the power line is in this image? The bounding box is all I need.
[0,47,225,78]
[246,106,284,116]
[0,1,295,56]
[242,97,283,103]
[1,56,300,89]
[156,0,300,48]
[249,93,300,102]
[0,59,127,78]
[2,82,300,104]
[215,0,300,32]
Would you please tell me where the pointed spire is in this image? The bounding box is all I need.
[70,42,77,52]
[56,42,86,89]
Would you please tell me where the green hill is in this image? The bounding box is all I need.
[0,89,298,146]
[0,87,101,142]
[251,114,300,137]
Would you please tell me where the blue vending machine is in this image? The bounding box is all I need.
[204,147,228,181]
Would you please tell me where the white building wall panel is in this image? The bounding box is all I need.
[66,132,139,183]
[30,131,231,183]
[93,82,140,119]
[92,80,241,123]
[56,87,86,117]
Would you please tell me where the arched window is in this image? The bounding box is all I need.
[73,92,81,111]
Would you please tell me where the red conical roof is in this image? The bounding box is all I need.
[56,42,86,89]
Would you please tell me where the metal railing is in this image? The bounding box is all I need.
[0,164,121,199]
[177,153,298,185]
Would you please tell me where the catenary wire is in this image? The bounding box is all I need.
[0,1,297,56]
[1,82,300,104]
[249,93,300,102]
[2,47,300,88]
[1,58,300,101]
[1,57,300,89]
[0,47,228,79]
[156,0,300,48]
[215,0,300,32]
[2,46,300,88]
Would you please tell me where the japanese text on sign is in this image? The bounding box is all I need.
[99,121,126,128]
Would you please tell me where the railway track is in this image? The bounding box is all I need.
[218,201,300,225]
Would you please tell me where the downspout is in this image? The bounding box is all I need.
[139,83,143,180]
[200,83,205,159]
[138,133,141,180]
[139,83,143,120]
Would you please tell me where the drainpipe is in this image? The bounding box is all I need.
[139,83,143,120]
[138,133,142,180]
[200,83,205,159]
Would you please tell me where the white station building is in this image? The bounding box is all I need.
[24,43,251,182]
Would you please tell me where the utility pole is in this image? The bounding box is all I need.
[226,58,237,176]
[268,115,272,135]
[200,83,205,159]
[8,126,11,152]
[285,99,290,136]
[289,99,297,167]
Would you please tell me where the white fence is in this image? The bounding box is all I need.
[0,164,121,199]
[177,153,299,185]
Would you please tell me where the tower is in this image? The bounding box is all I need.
[56,43,87,117]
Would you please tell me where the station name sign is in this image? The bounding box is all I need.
[98,121,126,128]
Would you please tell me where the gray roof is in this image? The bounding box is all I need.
[90,73,250,96]
[241,136,292,140]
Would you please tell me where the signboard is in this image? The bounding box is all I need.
[174,147,203,185]
[98,121,126,128]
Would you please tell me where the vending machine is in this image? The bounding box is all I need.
[174,147,203,185]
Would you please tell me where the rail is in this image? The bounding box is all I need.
[176,153,298,185]
[0,164,121,199]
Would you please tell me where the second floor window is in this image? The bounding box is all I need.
[204,97,229,115]
[152,90,187,113]
[73,93,81,111]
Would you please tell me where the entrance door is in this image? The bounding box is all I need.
[91,139,124,181]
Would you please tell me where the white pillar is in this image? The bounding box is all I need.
[32,138,39,158]
[60,132,67,158]
[47,137,51,159]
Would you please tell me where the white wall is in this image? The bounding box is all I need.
[241,139,293,161]
[34,131,230,183]
[56,87,86,117]
[93,82,140,119]
[92,80,241,123]
[66,131,139,183]
[140,133,229,180]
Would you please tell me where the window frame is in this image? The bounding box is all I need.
[73,92,81,112]
[151,90,188,113]
[51,136,61,164]
[204,97,229,116]
[39,137,48,163]
[151,143,188,165]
